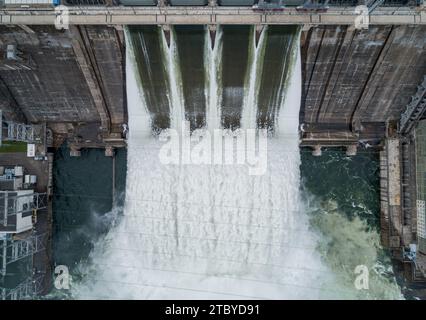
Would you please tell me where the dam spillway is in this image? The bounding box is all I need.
[130,25,300,131]
[71,25,336,299]
[74,25,335,299]
[66,25,404,299]
[0,10,426,298]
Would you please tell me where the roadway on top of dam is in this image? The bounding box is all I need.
[0,6,425,25]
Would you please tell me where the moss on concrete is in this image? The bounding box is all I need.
[0,141,27,153]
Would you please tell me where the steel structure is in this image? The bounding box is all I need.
[0,6,424,25]
[367,0,386,13]
[399,76,426,135]
[0,110,2,147]
[0,233,47,277]
[4,122,35,143]
[3,234,46,267]
[0,274,44,300]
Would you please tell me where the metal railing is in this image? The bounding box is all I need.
[367,0,385,13]
[0,274,44,300]
[0,233,47,277]
[1,233,47,266]
[399,76,426,135]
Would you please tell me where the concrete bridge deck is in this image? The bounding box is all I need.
[0,6,425,25]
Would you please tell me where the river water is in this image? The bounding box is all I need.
[50,25,403,300]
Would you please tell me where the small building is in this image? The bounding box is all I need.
[0,190,34,234]
[0,165,41,235]
[0,166,24,191]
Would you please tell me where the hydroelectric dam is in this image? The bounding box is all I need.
[0,1,426,300]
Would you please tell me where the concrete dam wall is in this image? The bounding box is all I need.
[301,25,426,145]
[0,25,126,148]
[0,24,425,148]
[1,20,426,297]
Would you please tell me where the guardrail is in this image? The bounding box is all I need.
[0,6,424,25]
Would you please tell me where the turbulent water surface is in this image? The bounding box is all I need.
[50,25,403,300]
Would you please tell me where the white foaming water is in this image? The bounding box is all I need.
[162,29,185,131]
[71,27,352,300]
[205,27,223,130]
[125,29,151,140]
[240,27,267,130]
[277,33,301,140]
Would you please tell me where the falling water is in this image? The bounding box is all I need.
[70,25,402,300]
[240,27,267,130]
[126,30,151,140]
[162,29,185,131]
[205,27,223,130]
[73,25,335,299]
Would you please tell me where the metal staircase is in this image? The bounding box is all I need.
[1,233,47,277]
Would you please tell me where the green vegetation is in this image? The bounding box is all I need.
[0,141,27,153]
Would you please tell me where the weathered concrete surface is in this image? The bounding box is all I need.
[76,25,126,133]
[0,77,26,122]
[1,23,424,148]
[380,138,403,249]
[69,25,110,134]
[301,25,426,142]
[0,7,424,26]
[0,25,100,123]
[0,25,126,147]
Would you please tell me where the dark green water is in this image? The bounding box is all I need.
[301,147,402,299]
[301,147,380,228]
[52,146,127,275]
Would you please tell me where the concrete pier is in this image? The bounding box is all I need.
[345,144,357,156]
[312,145,322,156]
[380,138,403,249]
